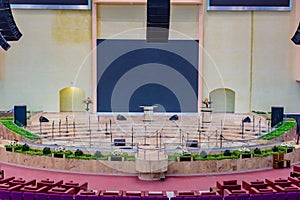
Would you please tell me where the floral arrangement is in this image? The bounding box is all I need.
[202,98,212,108]
[280,142,293,148]
[112,149,123,156]
[238,146,250,153]
[10,139,19,146]
[55,146,66,152]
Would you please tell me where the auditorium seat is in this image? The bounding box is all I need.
[61,194,74,200]
[123,190,144,196]
[173,190,199,196]
[273,192,286,200]
[142,196,155,200]
[261,193,273,200]
[102,196,115,200]
[37,179,63,188]
[35,193,48,200]
[61,181,88,194]
[48,193,61,200]
[248,194,261,200]
[10,191,23,200]
[286,191,298,200]
[23,192,35,200]
[75,194,88,200]
[183,196,197,200]
[100,190,123,196]
[0,190,10,200]
[20,185,49,193]
[143,191,167,197]
[88,196,101,200]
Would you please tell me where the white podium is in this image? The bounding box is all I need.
[201,107,213,123]
[140,106,157,122]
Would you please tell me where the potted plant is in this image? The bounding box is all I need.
[109,149,124,161]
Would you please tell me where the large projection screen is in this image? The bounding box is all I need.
[10,0,90,10]
[207,0,292,11]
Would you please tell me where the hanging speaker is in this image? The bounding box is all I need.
[147,0,170,43]
[0,32,10,50]
[291,22,300,45]
[0,0,22,50]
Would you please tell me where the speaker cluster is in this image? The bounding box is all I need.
[0,0,22,51]
[292,22,300,45]
[147,0,170,43]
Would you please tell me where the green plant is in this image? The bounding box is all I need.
[21,143,30,151]
[224,150,232,156]
[0,121,40,140]
[260,120,296,140]
[254,147,261,154]
[42,147,51,155]
[75,149,83,157]
[272,145,279,152]
[94,151,103,158]
[199,150,207,158]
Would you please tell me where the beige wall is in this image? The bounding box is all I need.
[0,10,92,112]
[0,3,299,113]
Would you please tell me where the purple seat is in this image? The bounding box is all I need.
[142,197,155,200]
[183,197,197,200]
[87,196,101,200]
[248,194,261,200]
[261,193,273,200]
[156,197,168,200]
[210,196,222,200]
[48,193,61,200]
[115,196,128,200]
[23,192,35,200]
[171,197,183,200]
[36,193,48,200]
[0,190,10,200]
[127,197,141,200]
[75,195,87,200]
[286,192,298,200]
[235,194,248,200]
[223,196,236,200]
[102,196,115,200]
[197,196,210,200]
[11,191,23,200]
[274,192,285,200]
[61,194,74,200]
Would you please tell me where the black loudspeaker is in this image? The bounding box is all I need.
[186,140,198,147]
[0,32,10,50]
[292,22,300,45]
[114,138,126,146]
[271,106,284,127]
[14,105,27,127]
[0,0,22,51]
[39,116,49,123]
[147,0,170,43]
[243,116,251,123]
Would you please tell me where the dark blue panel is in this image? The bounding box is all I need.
[129,83,181,112]
[96,39,198,113]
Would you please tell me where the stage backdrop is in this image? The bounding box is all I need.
[97,40,199,113]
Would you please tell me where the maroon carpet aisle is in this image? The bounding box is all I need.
[0,162,296,191]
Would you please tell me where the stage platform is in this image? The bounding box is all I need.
[25,111,273,151]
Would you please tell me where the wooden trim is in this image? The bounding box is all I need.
[92,2,97,113]
[93,0,202,5]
